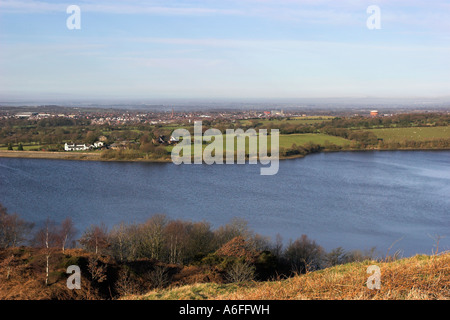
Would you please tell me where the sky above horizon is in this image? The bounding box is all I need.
[0,0,450,101]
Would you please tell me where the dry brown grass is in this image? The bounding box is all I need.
[134,253,450,300]
[215,253,450,300]
[0,248,108,300]
[1,246,448,300]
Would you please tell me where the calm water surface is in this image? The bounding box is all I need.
[0,151,449,257]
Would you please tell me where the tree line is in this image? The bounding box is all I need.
[323,113,450,130]
[0,203,378,286]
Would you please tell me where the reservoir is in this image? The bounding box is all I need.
[0,151,449,257]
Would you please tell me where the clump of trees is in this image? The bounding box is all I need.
[379,139,450,150]
[80,215,377,281]
[324,113,450,129]
[0,204,34,249]
[0,203,380,294]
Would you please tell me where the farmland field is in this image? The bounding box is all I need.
[369,126,450,142]
[166,133,351,154]
[278,133,350,148]
[0,143,45,151]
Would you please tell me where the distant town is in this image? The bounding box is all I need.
[0,105,448,162]
[1,104,443,126]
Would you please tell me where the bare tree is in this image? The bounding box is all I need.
[109,222,134,262]
[137,214,167,260]
[79,223,109,254]
[58,217,77,253]
[184,221,214,260]
[164,220,189,264]
[214,217,251,247]
[33,218,59,285]
[0,204,34,248]
[284,235,325,274]
[273,233,284,258]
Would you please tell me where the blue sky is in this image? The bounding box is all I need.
[0,0,449,101]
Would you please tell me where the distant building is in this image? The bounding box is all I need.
[15,112,36,118]
[271,110,284,116]
[93,141,104,148]
[370,110,379,117]
[64,143,89,151]
[110,141,135,150]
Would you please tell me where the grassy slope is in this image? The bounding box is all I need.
[166,133,350,153]
[128,253,450,300]
[278,134,350,148]
[369,126,450,142]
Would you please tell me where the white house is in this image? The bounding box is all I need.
[64,143,90,151]
[93,141,104,148]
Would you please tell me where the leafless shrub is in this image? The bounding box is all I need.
[88,256,107,283]
[226,261,255,283]
[115,269,142,296]
[429,234,446,255]
[147,266,170,289]
[385,237,404,262]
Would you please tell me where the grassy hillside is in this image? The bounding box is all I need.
[128,253,450,300]
[0,247,448,300]
[166,133,350,153]
[278,134,350,148]
[369,126,450,142]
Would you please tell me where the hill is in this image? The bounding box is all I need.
[127,253,450,300]
[0,246,448,300]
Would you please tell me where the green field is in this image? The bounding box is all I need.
[167,133,350,155]
[278,133,350,148]
[0,144,45,151]
[369,126,450,142]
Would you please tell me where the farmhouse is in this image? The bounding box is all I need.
[64,143,90,151]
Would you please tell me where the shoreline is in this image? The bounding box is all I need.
[1,148,449,163]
